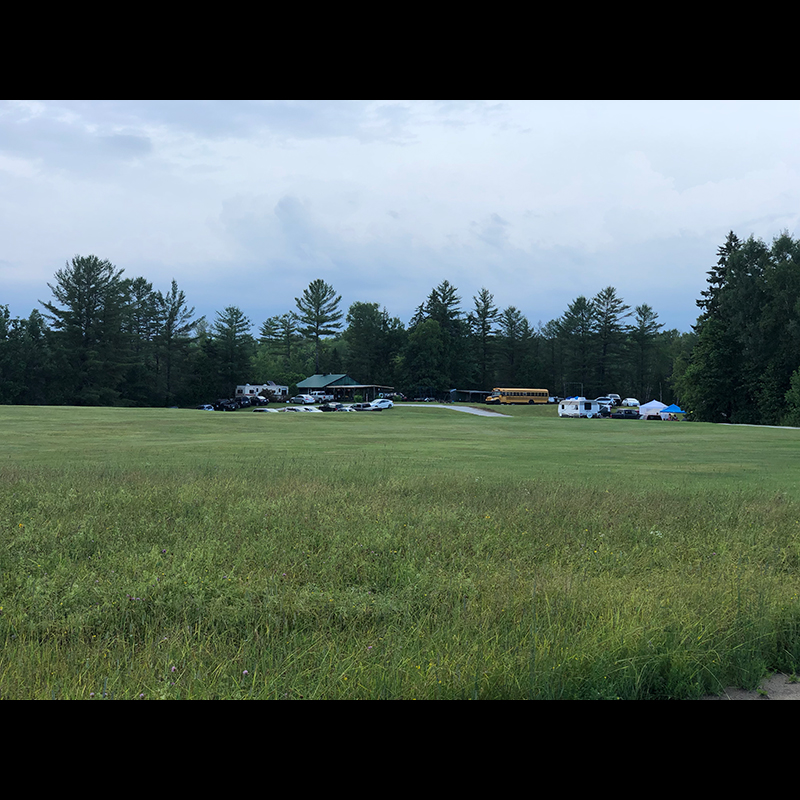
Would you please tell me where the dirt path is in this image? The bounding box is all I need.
[700,673,800,700]
[402,404,511,417]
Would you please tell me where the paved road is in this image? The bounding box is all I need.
[402,403,511,417]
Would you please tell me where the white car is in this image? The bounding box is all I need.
[622,398,640,407]
[369,398,394,410]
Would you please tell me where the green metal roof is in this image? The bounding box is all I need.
[296,374,360,389]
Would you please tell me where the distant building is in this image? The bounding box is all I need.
[296,374,393,402]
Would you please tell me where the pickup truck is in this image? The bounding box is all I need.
[310,391,334,403]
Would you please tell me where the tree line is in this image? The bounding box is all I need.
[2,252,700,408]
[674,230,800,425]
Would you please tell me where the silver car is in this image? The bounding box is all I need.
[369,398,394,410]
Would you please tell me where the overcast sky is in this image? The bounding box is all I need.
[2,99,799,335]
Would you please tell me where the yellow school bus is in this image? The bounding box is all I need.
[485,388,550,405]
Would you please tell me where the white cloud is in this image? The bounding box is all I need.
[2,99,800,334]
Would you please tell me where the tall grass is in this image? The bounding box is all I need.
[3,429,800,698]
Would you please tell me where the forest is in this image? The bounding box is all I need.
[2,229,800,424]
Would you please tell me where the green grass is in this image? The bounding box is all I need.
[2,404,800,699]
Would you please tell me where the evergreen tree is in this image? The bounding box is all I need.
[411,280,470,388]
[591,286,631,392]
[19,309,55,405]
[558,296,596,397]
[211,306,255,396]
[156,280,202,405]
[679,232,780,422]
[259,316,282,349]
[754,232,800,424]
[539,318,565,396]
[627,304,663,401]
[118,276,160,405]
[495,306,530,386]
[0,305,23,403]
[294,279,343,373]
[467,288,498,389]
[403,318,445,396]
[696,231,741,321]
[40,255,129,405]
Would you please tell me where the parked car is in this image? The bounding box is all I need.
[253,407,278,413]
[350,403,373,411]
[196,404,214,410]
[607,394,622,406]
[622,398,640,407]
[369,398,394,410]
[288,394,316,405]
[611,408,640,420]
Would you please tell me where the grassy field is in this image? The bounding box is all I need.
[2,403,800,699]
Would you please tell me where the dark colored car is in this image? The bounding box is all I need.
[611,409,640,420]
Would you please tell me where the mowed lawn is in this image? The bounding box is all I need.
[2,404,800,699]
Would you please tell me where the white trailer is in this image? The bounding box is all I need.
[236,382,289,400]
[558,397,602,418]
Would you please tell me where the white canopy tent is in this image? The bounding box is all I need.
[638,400,668,419]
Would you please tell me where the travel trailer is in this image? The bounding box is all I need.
[558,397,603,418]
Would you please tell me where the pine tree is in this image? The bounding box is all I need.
[627,304,663,401]
[559,296,596,397]
[156,280,202,405]
[211,306,255,396]
[591,286,631,393]
[40,255,129,405]
[495,306,530,386]
[295,279,343,373]
[680,232,749,422]
[468,288,498,389]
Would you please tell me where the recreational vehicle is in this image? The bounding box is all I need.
[558,397,603,418]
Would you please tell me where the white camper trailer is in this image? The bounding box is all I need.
[558,397,602,418]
